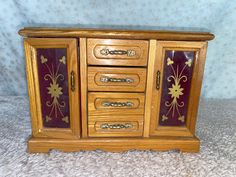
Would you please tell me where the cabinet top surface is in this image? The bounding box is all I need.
[19,26,214,41]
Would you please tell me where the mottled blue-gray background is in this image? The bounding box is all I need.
[0,0,235,98]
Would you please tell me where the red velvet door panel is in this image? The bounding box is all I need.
[36,48,70,128]
[158,50,195,126]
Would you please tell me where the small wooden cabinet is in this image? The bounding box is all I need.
[19,27,214,153]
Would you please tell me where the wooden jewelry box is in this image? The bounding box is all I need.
[19,27,214,153]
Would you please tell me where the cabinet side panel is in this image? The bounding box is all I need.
[24,41,40,136]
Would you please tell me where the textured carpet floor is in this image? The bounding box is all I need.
[0,96,235,177]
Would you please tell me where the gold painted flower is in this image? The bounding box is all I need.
[46,115,52,122]
[162,115,168,121]
[41,55,47,64]
[167,58,174,65]
[47,81,63,99]
[168,83,184,99]
[185,59,192,67]
[178,116,185,122]
[59,56,66,64]
[62,116,69,123]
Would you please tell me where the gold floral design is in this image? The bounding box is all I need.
[59,56,66,64]
[46,115,52,122]
[162,57,192,123]
[162,115,168,121]
[178,116,185,122]
[167,57,174,65]
[41,55,69,123]
[47,81,63,99]
[185,59,192,67]
[62,116,69,123]
[168,83,184,99]
[41,55,47,63]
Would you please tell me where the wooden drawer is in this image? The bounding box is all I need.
[88,67,147,92]
[87,38,149,66]
[88,116,143,137]
[88,92,145,115]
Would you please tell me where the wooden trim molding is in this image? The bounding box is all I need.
[28,136,200,153]
[143,40,156,137]
[19,27,214,41]
[80,38,88,138]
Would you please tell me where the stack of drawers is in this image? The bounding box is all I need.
[87,38,149,137]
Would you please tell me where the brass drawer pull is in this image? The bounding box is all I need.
[100,123,133,129]
[102,101,134,107]
[70,71,75,91]
[100,48,136,57]
[156,70,161,90]
[100,77,134,83]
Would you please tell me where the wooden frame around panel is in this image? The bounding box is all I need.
[24,38,80,139]
[149,41,207,137]
[143,40,156,137]
[79,38,88,137]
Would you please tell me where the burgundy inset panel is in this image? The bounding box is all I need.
[36,48,70,128]
[159,50,195,126]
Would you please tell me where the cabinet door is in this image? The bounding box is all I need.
[24,38,80,139]
[149,41,207,137]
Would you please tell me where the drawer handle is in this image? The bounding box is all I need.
[100,77,134,83]
[156,70,161,90]
[102,101,134,107]
[100,123,133,129]
[100,48,136,57]
[70,71,75,91]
